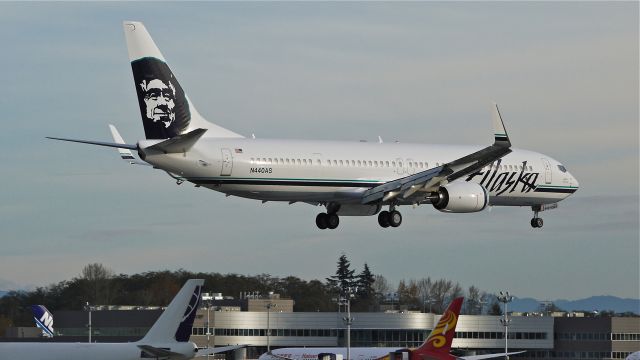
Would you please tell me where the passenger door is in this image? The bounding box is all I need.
[541,158,552,184]
[221,148,233,176]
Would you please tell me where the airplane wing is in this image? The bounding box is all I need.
[361,103,512,204]
[262,351,296,360]
[195,345,248,356]
[459,350,526,359]
[137,344,185,358]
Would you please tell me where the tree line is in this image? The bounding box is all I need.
[6,255,605,334]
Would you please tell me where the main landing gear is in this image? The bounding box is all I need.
[531,206,544,228]
[378,207,402,228]
[316,212,339,230]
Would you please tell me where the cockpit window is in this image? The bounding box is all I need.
[557,165,567,173]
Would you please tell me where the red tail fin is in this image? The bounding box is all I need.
[411,297,464,360]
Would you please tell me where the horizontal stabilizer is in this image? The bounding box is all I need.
[47,136,137,150]
[196,345,248,356]
[137,345,183,358]
[144,128,207,154]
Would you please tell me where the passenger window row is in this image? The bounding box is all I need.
[248,157,535,172]
[249,158,431,169]
[483,164,534,171]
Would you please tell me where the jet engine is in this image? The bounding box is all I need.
[432,182,488,213]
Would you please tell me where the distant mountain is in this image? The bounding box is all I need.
[509,296,640,314]
[0,290,7,298]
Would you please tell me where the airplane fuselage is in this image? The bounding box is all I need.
[0,341,196,360]
[260,347,399,360]
[140,138,578,208]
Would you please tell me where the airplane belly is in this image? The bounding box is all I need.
[209,184,366,202]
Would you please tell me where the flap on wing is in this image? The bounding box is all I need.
[144,128,207,154]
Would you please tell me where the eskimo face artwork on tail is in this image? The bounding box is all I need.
[131,58,190,139]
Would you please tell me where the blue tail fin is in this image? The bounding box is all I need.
[31,305,54,337]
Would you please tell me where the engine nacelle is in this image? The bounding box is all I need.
[334,204,381,216]
[432,182,488,213]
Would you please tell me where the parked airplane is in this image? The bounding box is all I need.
[0,279,241,360]
[48,21,579,230]
[31,305,54,337]
[258,297,523,360]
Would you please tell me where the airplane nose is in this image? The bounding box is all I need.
[571,173,579,191]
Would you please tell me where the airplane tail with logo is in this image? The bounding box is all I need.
[31,305,54,337]
[139,279,203,344]
[410,297,525,360]
[123,21,243,140]
[411,297,463,360]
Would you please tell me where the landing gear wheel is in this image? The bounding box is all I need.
[389,210,402,227]
[378,211,390,228]
[326,213,340,229]
[530,217,544,228]
[316,213,328,229]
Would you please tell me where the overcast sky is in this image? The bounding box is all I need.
[0,2,638,301]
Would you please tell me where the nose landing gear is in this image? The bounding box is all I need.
[531,205,544,228]
[531,216,544,228]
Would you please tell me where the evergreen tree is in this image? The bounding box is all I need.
[326,254,357,296]
[354,263,375,310]
[357,263,375,299]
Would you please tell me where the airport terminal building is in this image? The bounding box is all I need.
[189,310,554,358]
[7,294,637,360]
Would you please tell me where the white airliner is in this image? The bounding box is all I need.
[0,279,241,360]
[258,297,524,360]
[48,21,579,229]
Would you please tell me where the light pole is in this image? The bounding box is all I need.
[341,287,357,360]
[266,302,277,353]
[387,292,399,311]
[423,298,433,313]
[497,291,514,359]
[84,302,92,343]
[202,293,214,359]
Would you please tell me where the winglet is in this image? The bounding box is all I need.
[492,102,511,147]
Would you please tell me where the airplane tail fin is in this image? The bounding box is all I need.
[411,297,464,360]
[31,305,54,337]
[140,279,204,343]
[123,21,243,140]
